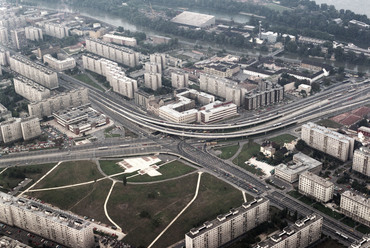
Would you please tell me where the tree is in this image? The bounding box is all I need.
[295,139,306,151]
[122,175,127,186]
[30,54,37,61]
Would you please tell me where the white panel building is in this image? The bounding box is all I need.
[44,22,69,39]
[102,34,137,47]
[352,147,370,177]
[171,11,215,28]
[145,62,162,74]
[20,117,42,141]
[25,26,43,41]
[144,72,162,91]
[43,54,76,72]
[171,70,189,89]
[185,197,269,248]
[0,192,95,248]
[301,122,355,161]
[14,76,51,102]
[340,191,370,226]
[299,171,334,203]
[0,27,8,45]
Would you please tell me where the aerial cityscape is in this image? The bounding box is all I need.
[0,0,369,247]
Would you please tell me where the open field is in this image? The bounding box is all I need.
[29,179,111,224]
[34,160,102,189]
[73,74,104,91]
[127,160,197,183]
[269,133,297,146]
[99,160,123,175]
[316,119,343,129]
[357,224,370,234]
[154,173,247,247]
[215,144,239,159]
[0,163,55,191]
[232,142,260,167]
[108,174,199,247]
[312,202,344,220]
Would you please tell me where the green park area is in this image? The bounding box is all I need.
[99,160,124,175]
[215,144,239,159]
[232,142,260,167]
[269,134,297,146]
[104,127,121,138]
[73,73,105,91]
[316,119,342,129]
[0,163,55,192]
[33,160,102,189]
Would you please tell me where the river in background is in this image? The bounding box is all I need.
[313,0,370,17]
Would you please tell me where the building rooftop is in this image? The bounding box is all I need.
[256,214,322,248]
[186,197,268,239]
[303,122,354,143]
[0,235,31,248]
[0,192,91,231]
[171,11,215,28]
[276,152,322,175]
[342,191,369,206]
[86,38,137,54]
[300,171,333,188]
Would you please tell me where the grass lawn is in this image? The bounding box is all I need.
[0,163,56,191]
[144,173,247,248]
[127,160,196,183]
[99,160,124,175]
[313,202,344,220]
[265,3,292,12]
[34,161,102,189]
[108,174,199,247]
[29,179,112,224]
[238,163,265,176]
[216,144,239,159]
[288,190,302,199]
[73,74,105,91]
[232,142,260,167]
[269,134,297,146]
[316,119,342,129]
[340,217,357,228]
[356,224,370,234]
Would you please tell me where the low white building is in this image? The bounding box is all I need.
[43,54,76,72]
[102,34,137,47]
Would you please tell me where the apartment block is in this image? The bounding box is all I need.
[256,214,323,248]
[244,83,284,110]
[14,76,51,102]
[0,192,95,248]
[185,197,269,248]
[82,54,137,98]
[0,118,22,143]
[203,62,240,78]
[340,191,370,226]
[352,147,370,177]
[144,72,162,91]
[134,90,155,109]
[43,54,76,72]
[301,122,355,161]
[25,26,43,41]
[171,70,189,89]
[0,27,8,45]
[44,22,69,39]
[0,48,10,66]
[85,38,139,68]
[0,236,31,247]
[10,28,27,50]
[200,73,242,106]
[299,171,334,203]
[28,88,89,118]
[102,34,137,47]
[275,152,322,183]
[9,55,59,89]
[150,53,166,69]
[20,117,42,141]
[145,62,162,74]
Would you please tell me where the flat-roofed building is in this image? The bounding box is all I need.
[43,54,76,72]
[353,147,370,176]
[0,48,10,66]
[185,197,269,248]
[102,34,137,47]
[134,90,155,109]
[0,192,94,248]
[203,62,240,78]
[0,27,9,45]
[198,101,238,124]
[275,152,322,183]
[85,38,139,68]
[340,191,370,226]
[350,234,370,248]
[0,236,31,248]
[10,28,27,50]
[20,117,42,141]
[9,55,59,89]
[171,70,189,89]
[13,76,51,102]
[299,171,334,203]
[301,122,355,161]
[0,118,22,143]
[44,22,69,39]
[256,214,323,248]
[358,126,370,138]
[150,53,167,69]
[144,72,162,91]
[28,88,89,118]
[171,11,215,28]
[145,62,162,74]
[25,26,43,41]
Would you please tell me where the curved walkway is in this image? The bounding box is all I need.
[103,181,121,231]
[147,172,203,248]
[18,161,62,197]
